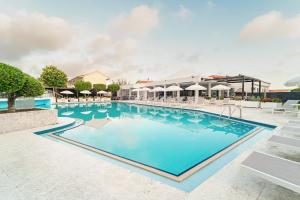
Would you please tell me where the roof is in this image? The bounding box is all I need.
[269,89,291,93]
[208,75,226,79]
[68,70,110,82]
[136,80,153,84]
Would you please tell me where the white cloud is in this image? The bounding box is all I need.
[0,11,75,59]
[109,5,159,37]
[178,5,191,19]
[240,11,300,40]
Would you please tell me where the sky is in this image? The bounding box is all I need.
[0,0,300,89]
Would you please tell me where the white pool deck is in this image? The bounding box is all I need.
[1,105,300,200]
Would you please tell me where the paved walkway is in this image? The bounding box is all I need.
[0,106,300,200]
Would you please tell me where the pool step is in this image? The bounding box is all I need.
[34,119,84,135]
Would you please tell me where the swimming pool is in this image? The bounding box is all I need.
[51,102,264,181]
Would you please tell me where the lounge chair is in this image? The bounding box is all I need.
[279,126,300,135]
[209,97,217,105]
[242,151,300,193]
[272,100,299,114]
[268,135,300,149]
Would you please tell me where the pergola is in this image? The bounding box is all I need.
[203,74,270,99]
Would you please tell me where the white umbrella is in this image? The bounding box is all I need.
[186,84,206,91]
[60,90,73,95]
[166,85,183,91]
[152,86,165,100]
[153,87,165,91]
[80,90,91,99]
[80,90,91,94]
[60,90,73,99]
[285,76,300,87]
[97,90,107,94]
[186,84,206,103]
[211,85,231,90]
[211,85,231,99]
[140,87,151,91]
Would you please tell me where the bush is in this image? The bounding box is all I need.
[93,84,106,91]
[233,96,243,101]
[291,88,300,92]
[261,98,272,102]
[272,98,282,103]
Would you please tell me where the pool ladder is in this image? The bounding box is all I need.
[219,105,242,119]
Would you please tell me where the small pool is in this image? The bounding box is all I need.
[51,102,268,181]
[0,98,52,109]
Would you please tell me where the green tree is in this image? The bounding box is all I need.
[39,65,67,102]
[0,63,44,112]
[292,88,300,92]
[74,80,92,100]
[107,83,120,98]
[93,84,106,91]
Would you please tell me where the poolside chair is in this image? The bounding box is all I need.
[272,100,299,114]
[268,135,300,149]
[279,125,300,136]
[209,98,217,105]
[242,151,300,193]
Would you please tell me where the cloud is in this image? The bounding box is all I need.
[109,5,159,37]
[0,11,75,59]
[177,5,191,19]
[240,11,300,40]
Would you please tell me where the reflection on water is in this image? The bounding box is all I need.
[55,102,256,137]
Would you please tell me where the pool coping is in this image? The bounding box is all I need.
[48,124,264,182]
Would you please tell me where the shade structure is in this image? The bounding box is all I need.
[80,90,91,94]
[140,87,151,91]
[185,84,206,91]
[285,76,300,87]
[166,85,183,91]
[97,90,107,94]
[185,84,206,103]
[211,84,231,99]
[211,85,231,90]
[60,90,73,95]
[152,86,165,92]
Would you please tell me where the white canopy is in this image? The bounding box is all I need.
[211,85,231,90]
[152,86,165,92]
[60,90,73,95]
[185,84,206,91]
[166,85,183,91]
[285,76,300,87]
[140,87,151,91]
[80,90,91,94]
[132,87,150,92]
[97,90,107,94]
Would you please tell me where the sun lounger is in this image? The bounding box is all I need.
[268,135,300,149]
[272,100,299,114]
[279,126,300,135]
[242,151,300,193]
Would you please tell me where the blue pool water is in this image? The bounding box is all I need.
[0,98,51,109]
[54,102,259,176]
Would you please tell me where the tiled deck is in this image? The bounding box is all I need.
[0,105,300,200]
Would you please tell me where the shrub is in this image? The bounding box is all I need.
[272,98,282,103]
[291,88,300,92]
[107,83,120,97]
[93,84,106,91]
[261,98,272,102]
